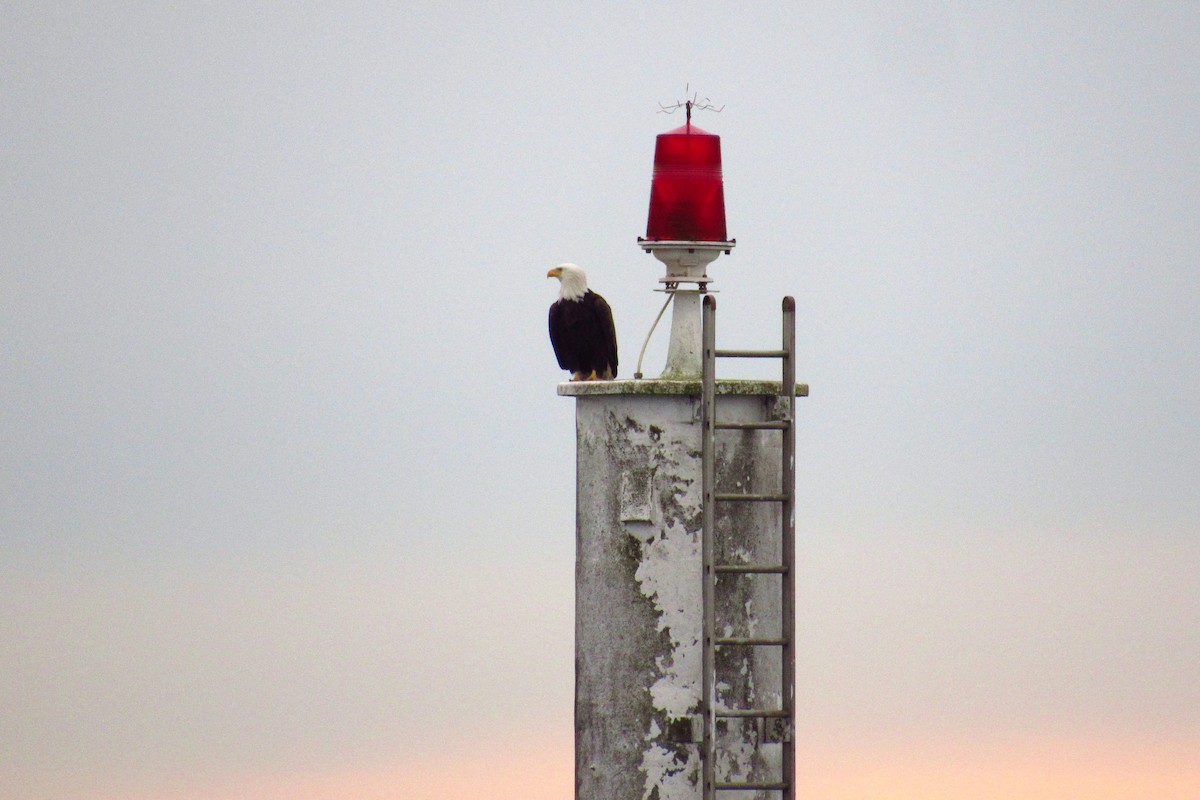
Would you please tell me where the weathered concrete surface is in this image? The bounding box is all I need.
[565,380,790,800]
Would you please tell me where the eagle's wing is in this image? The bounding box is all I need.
[592,292,618,379]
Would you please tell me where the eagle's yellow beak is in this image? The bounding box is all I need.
[547,267,562,279]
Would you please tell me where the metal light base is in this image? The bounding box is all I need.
[639,240,735,378]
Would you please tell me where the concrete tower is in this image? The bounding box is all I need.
[562,111,805,800]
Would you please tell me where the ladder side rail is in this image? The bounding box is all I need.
[780,296,797,800]
[700,294,718,800]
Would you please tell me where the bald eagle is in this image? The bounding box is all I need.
[547,263,618,381]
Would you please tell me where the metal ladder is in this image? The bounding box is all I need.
[700,295,797,799]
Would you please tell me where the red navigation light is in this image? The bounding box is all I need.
[644,121,728,243]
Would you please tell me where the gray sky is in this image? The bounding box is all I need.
[3,3,1199,798]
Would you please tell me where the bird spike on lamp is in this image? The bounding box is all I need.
[637,98,734,379]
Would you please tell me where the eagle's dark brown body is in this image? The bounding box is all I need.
[549,290,618,381]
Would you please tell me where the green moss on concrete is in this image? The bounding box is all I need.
[558,379,809,398]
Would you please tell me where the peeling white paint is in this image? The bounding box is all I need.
[744,598,758,636]
[641,743,698,800]
[635,520,702,712]
[633,478,703,799]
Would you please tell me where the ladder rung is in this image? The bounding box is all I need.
[716,636,789,646]
[714,564,787,574]
[716,781,790,791]
[714,493,789,502]
[715,349,788,358]
[714,420,790,430]
[715,708,790,718]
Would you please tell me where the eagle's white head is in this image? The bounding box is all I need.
[547,263,588,301]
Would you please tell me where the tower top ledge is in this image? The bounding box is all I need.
[558,379,809,398]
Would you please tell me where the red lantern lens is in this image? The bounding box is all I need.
[645,123,728,242]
